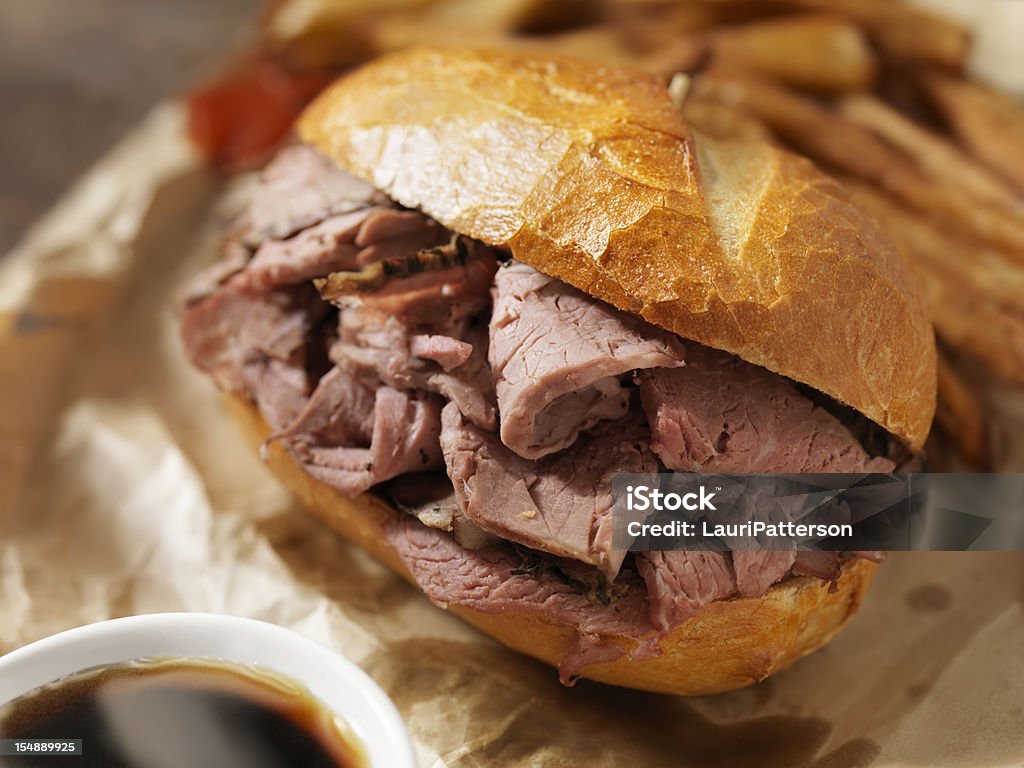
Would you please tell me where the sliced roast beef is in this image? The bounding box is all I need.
[490,262,687,460]
[409,334,473,370]
[180,286,315,432]
[384,512,654,684]
[440,401,657,580]
[239,144,389,247]
[240,357,310,432]
[179,241,251,305]
[180,282,319,392]
[791,550,844,584]
[638,343,896,474]
[285,382,444,496]
[386,473,498,550]
[637,549,808,634]
[184,147,449,299]
[326,244,500,430]
[732,550,798,598]
[237,208,448,292]
[635,551,737,635]
[272,365,376,447]
[854,550,886,563]
[181,143,907,674]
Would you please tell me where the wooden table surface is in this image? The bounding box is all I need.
[0,0,262,255]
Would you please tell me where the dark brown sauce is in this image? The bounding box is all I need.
[0,658,366,768]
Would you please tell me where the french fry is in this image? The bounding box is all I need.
[935,351,991,470]
[847,181,1024,384]
[369,18,517,55]
[609,3,737,75]
[523,25,640,66]
[704,14,876,91]
[847,180,1024,316]
[913,262,1024,386]
[262,0,604,68]
[907,181,1024,262]
[421,0,600,34]
[839,93,1021,210]
[763,0,969,68]
[691,73,921,187]
[606,0,784,32]
[695,74,1024,259]
[261,0,427,68]
[681,94,773,141]
[631,35,708,76]
[923,72,1024,195]
[263,0,426,42]
[623,7,878,91]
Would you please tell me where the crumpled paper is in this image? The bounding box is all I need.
[2,6,1024,766]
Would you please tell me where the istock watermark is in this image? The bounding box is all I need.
[624,483,719,512]
[612,473,1024,553]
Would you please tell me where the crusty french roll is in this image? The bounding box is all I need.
[299,47,936,451]
[229,394,878,696]
[230,48,935,695]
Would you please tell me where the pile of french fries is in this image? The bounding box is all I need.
[255,0,1024,468]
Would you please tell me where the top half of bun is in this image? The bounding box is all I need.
[298,46,936,450]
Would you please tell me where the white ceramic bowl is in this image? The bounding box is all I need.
[0,613,416,768]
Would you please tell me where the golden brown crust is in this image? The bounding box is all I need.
[298,46,936,450]
[229,394,877,696]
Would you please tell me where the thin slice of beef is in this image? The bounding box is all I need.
[440,401,657,580]
[352,210,450,265]
[182,148,448,300]
[180,264,330,433]
[791,550,881,586]
[384,512,655,685]
[272,365,376,447]
[638,343,896,474]
[386,473,498,550]
[326,244,500,430]
[854,550,886,563]
[237,207,448,292]
[179,240,251,306]
[637,549,806,634]
[241,357,310,432]
[732,550,798,598]
[635,551,737,635]
[237,212,370,291]
[791,550,844,586]
[239,144,390,247]
[409,334,473,370]
[490,262,687,460]
[277,367,445,496]
[181,283,317,391]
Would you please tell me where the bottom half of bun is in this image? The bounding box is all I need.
[228,394,877,696]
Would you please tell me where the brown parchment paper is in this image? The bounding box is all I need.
[2,5,1024,767]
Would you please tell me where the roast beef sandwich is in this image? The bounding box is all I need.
[180,47,937,695]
